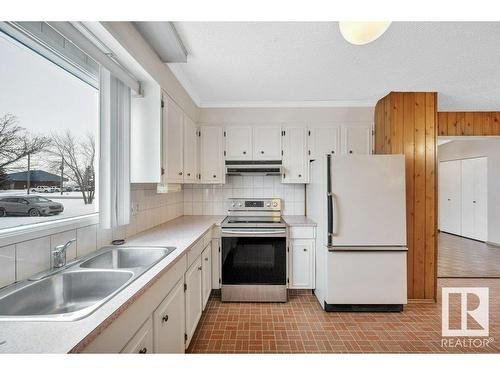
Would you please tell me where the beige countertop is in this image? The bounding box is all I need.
[0,215,224,353]
[282,215,316,226]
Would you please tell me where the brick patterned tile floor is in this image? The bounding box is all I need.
[187,279,500,353]
[438,232,500,278]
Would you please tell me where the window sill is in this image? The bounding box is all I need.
[0,214,100,248]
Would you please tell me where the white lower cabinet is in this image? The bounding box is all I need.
[153,279,186,353]
[201,244,212,310]
[185,255,203,348]
[121,316,154,354]
[289,239,315,289]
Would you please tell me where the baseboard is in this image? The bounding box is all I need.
[408,298,435,304]
[486,241,500,248]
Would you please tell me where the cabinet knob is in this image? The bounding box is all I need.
[260,151,264,154]
[298,174,302,178]
[448,198,451,201]
[349,150,353,154]
[198,266,202,271]
[213,175,216,178]
[187,173,191,176]
[243,151,247,155]
[179,171,183,175]
[162,314,169,322]
[205,257,209,261]
[303,248,308,252]
[473,200,477,203]
[331,150,335,154]
[139,347,147,354]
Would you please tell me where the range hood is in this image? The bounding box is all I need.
[225,160,283,176]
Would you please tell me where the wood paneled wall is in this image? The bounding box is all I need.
[374,92,437,301]
[437,112,500,136]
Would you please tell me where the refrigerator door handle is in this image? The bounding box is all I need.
[326,154,333,246]
[331,193,338,236]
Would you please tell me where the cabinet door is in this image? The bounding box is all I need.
[165,96,184,183]
[253,126,282,160]
[211,238,221,289]
[201,244,212,310]
[225,127,253,160]
[153,279,185,353]
[183,115,198,183]
[121,316,154,354]
[341,126,372,155]
[289,239,314,289]
[185,256,203,348]
[200,126,225,184]
[282,126,309,183]
[308,126,340,160]
[439,160,462,235]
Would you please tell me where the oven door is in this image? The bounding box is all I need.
[221,228,287,286]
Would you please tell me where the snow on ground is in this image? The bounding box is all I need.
[0,190,97,230]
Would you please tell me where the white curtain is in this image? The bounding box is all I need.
[99,67,131,229]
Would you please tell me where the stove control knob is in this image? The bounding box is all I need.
[266,202,271,207]
[272,201,278,207]
[232,202,236,207]
[238,202,243,207]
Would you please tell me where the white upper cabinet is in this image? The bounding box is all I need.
[341,125,372,155]
[183,114,198,183]
[225,127,253,160]
[199,126,225,184]
[131,81,162,183]
[163,95,184,183]
[308,126,340,160]
[282,125,309,184]
[253,126,282,160]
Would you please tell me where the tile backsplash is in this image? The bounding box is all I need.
[0,184,184,288]
[183,175,305,216]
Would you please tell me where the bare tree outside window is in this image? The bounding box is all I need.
[49,131,96,204]
[0,113,51,182]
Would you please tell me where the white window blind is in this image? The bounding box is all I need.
[100,67,131,229]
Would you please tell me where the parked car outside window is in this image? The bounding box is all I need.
[0,195,64,217]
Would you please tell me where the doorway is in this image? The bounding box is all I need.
[437,137,500,278]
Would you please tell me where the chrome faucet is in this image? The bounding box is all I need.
[52,239,76,268]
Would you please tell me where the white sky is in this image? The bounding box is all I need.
[0,32,98,139]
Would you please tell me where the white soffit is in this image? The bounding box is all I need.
[168,22,500,109]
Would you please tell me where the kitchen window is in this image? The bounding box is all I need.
[0,23,100,234]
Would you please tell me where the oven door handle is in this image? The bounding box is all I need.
[221,229,287,236]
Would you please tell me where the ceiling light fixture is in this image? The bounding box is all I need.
[339,21,392,45]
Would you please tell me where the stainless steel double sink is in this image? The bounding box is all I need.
[0,246,176,322]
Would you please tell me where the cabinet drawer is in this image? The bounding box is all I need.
[289,226,315,239]
[187,239,204,268]
[202,230,212,247]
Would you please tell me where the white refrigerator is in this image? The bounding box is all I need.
[307,154,408,312]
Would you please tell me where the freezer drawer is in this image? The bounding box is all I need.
[325,250,407,306]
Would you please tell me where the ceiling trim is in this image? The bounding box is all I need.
[197,100,377,108]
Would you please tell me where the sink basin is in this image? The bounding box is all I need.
[80,246,175,270]
[0,270,133,320]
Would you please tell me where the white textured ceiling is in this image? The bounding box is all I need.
[167,22,500,110]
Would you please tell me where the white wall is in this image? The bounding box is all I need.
[183,175,305,216]
[438,138,500,245]
[0,186,183,288]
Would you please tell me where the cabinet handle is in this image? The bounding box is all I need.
[303,248,308,252]
[448,198,451,201]
[179,172,183,175]
[139,347,147,354]
[162,314,169,322]
[243,151,247,155]
[205,257,209,261]
[331,150,335,154]
[198,266,202,271]
[187,173,191,176]
[213,175,217,178]
[298,174,302,178]
[349,150,353,154]
[473,200,477,203]
[260,151,264,154]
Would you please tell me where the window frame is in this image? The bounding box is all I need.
[0,23,101,243]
